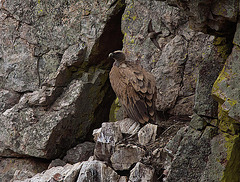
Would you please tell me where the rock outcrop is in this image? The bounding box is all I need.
[0,0,124,159]
[1,0,240,181]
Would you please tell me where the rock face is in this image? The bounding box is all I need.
[0,158,48,182]
[129,162,156,182]
[138,123,158,145]
[77,160,120,182]
[111,144,145,170]
[63,142,95,164]
[164,127,212,181]
[93,121,123,162]
[164,0,238,34]
[1,0,240,181]
[120,0,227,118]
[19,162,82,182]
[0,0,124,159]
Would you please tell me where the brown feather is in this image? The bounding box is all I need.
[109,51,156,124]
[149,109,155,116]
[146,100,152,107]
[146,93,153,100]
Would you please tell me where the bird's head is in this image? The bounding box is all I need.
[108,50,126,63]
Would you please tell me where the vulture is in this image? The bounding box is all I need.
[109,50,156,124]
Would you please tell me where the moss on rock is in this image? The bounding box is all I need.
[109,98,121,122]
[221,134,240,182]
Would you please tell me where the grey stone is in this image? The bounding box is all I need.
[211,0,238,22]
[121,0,223,116]
[200,132,228,182]
[119,176,128,182]
[0,17,39,92]
[0,89,20,113]
[165,0,238,33]
[193,39,225,118]
[233,21,240,46]
[48,159,66,169]
[0,0,124,159]
[93,122,123,162]
[138,123,158,146]
[116,118,140,135]
[129,162,156,182]
[0,158,48,182]
[11,170,35,182]
[0,71,111,159]
[164,127,214,182]
[212,45,240,121]
[77,160,120,182]
[152,35,188,111]
[38,50,61,85]
[19,162,81,182]
[189,113,207,131]
[63,142,95,164]
[169,95,194,116]
[110,144,145,171]
[122,0,186,71]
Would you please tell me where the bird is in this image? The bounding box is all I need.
[148,19,162,50]
[109,50,156,124]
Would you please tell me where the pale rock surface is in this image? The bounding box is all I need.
[110,144,145,171]
[116,118,140,135]
[18,163,81,182]
[77,160,120,182]
[93,122,123,162]
[0,0,123,160]
[129,162,156,182]
[0,158,48,182]
[119,176,128,182]
[138,123,158,146]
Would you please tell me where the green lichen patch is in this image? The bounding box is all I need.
[218,104,237,135]
[213,37,232,60]
[109,97,121,122]
[213,37,227,46]
[212,65,230,104]
[221,134,240,182]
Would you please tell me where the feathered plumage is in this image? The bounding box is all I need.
[109,51,156,124]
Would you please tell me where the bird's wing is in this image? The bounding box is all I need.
[150,38,161,50]
[111,63,156,124]
[148,19,154,33]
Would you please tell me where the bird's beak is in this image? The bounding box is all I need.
[108,52,114,58]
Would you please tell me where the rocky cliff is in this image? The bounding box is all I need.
[0,0,239,181]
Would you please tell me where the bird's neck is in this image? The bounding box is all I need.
[113,60,119,67]
[113,60,125,67]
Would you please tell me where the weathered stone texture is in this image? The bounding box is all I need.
[93,122,123,162]
[1,0,240,181]
[0,0,124,159]
[77,160,120,182]
[120,0,226,118]
[129,162,156,182]
[19,162,82,182]
[164,127,212,181]
[63,142,95,164]
[138,123,158,146]
[212,46,240,121]
[0,158,48,182]
[165,0,238,34]
[0,89,20,113]
[111,144,145,171]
